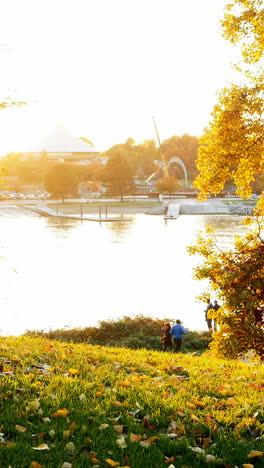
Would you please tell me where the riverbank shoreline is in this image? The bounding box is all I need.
[0,197,257,216]
[45,198,256,216]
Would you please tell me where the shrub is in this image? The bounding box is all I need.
[182,331,212,351]
[26,316,212,353]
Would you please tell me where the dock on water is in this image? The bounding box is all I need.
[164,203,180,219]
[26,204,133,222]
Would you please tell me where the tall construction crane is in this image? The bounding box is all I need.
[145,117,169,184]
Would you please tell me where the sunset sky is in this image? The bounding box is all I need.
[0,0,239,154]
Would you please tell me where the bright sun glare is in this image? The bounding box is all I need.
[0,0,240,155]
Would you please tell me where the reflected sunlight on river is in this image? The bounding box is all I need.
[0,211,248,335]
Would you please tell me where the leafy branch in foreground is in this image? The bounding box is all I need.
[187,218,264,359]
[221,0,264,64]
[0,99,27,110]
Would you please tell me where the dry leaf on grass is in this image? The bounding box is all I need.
[32,443,49,451]
[129,433,142,442]
[15,425,27,433]
[28,401,40,411]
[53,409,69,418]
[188,446,205,455]
[105,459,120,466]
[116,436,127,448]
[99,423,109,430]
[65,442,76,455]
[248,451,264,458]
[113,425,124,433]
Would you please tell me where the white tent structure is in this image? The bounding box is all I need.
[22,125,104,164]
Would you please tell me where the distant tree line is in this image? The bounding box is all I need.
[1,134,202,198]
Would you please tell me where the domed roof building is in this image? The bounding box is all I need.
[22,125,106,164]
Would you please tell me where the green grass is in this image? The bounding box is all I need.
[0,336,263,467]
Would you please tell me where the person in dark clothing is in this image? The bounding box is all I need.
[170,319,188,352]
[204,299,213,332]
[161,322,172,351]
[213,300,220,332]
[254,307,264,326]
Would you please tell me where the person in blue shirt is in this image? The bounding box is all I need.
[170,319,188,352]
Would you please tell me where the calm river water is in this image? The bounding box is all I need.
[0,209,248,336]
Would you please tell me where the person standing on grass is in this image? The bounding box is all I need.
[170,319,188,352]
[213,300,220,332]
[161,322,173,352]
[204,298,214,332]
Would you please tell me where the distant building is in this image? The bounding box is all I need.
[21,125,107,165]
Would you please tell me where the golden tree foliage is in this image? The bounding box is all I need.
[190,0,264,359]
[194,81,264,201]
[0,99,27,110]
[195,0,264,209]
[188,219,264,359]
[222,0,264,63]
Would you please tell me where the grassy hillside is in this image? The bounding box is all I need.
[0,336,263,467]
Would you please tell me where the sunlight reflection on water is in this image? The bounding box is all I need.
[0,212,248,336]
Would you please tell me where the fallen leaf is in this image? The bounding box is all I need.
[186,402,196,409]
[32,443,49,451]
[61,463,73,468]
[99,423,109,430]
[139,440,152,448]
[68,422,76,431]
[205,454,216,462]
[53,409,69,418]
[114,400,122,407]
[121,380,131,387]
[113,425,124,434]
[129,433,142,442]
[15,424,27,433]
[105,459,120,466]
[165,456,175,463]
[79,393,86,401]
[28,401,41,411]
[65,442,76,455]
[191,414,200,422]
[226,397,236,406]
[6,441,16,447]
[116,436,127,448]
[188,446,205,455]
[30,463,43,468]
[218,385,231,391]
[139,436,157,448]
[68,368,79,375]
[248,451,264,458]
